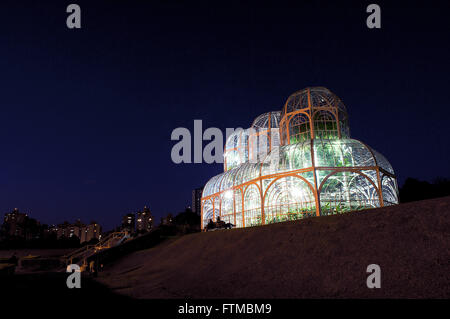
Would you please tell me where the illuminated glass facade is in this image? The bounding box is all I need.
[201,87,399,229]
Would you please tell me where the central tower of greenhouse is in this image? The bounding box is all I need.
[201,87,398,229]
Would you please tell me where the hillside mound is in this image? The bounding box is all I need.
[97,197,450,298]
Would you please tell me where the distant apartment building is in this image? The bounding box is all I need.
[80,222,102,244]
[3,208,28,238]
[69,219,84,239]
[2,208,42,240]
[56,221,70,239]
[45,224,58,238]
[122,213,136,233]
[54,220,101,243]
[136,206,153,233]
[55,220,84,239]
[161,213,174,226]
[1,210,102,244]
[192,187,204,215]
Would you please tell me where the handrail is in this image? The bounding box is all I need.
[62,231,128,266]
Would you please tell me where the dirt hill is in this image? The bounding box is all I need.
[97,197,450,298]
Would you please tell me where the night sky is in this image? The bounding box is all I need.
[0,1,449,230]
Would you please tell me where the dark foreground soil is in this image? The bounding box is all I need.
[0,272,128,302]
[97,197,450,299]
[0,248,74,259]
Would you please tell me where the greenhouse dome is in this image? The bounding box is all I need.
[223,111,281,171]
[280,86,350,144]
[202,87,398,229]
[251,111,281,129]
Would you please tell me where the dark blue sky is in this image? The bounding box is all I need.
[0,1,449,230]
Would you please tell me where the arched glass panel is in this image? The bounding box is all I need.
[243,184,262,227]
[288,113,311,144]
[261,141,312,176]
[338,109,350,138]
[320,171,380,215]
[381,174,399,205]
[313,110,338,140]
[220,190,234,224]
[372,149,395,175]
[224,129,249,171]
[202,199,214,228]
[234,188,243,228]
[248,128,270,163]
[213,197,220,220]
[203,174,221,197]
[234,162,260,187]
[264,176,315,224]
[313,139,376,168]
[224,150,241,171]
[220,168,237,191]
[252,111,281,129]
[284,89,310,115]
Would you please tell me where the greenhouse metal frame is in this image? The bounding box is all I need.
[201,87,398,229]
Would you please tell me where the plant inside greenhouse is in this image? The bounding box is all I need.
[201,87,398,229]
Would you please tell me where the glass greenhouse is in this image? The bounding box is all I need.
[201,87,399,229]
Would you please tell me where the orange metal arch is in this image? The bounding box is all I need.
[281,111,311,145]
[262,172,316,205]
[243,181,262,199]
[201,198,214,230]
[241,182,263,226]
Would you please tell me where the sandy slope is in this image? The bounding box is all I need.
[97,197,450,298]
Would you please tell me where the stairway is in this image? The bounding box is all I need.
[62,231,129,270]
